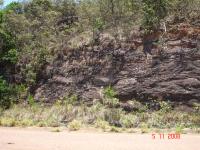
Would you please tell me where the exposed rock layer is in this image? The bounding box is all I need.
[34,23,200,104]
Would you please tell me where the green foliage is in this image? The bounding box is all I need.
[175,125,184,133]
[62,94,78,105]
[0,117,16,127]
[0,76,28,109]
[103,86,119,107]
[0,103,199,133]
[104,108,123,125]
[19,119,34,127]
[103,86,117,99]
[68,120,82,131]
[27,94,35,106]
[0,27,17,64]
[120,114,137,128]
[0,2,20,109]
[4,2,23,14]
[159,101,172,113]
[68,94,78,105]
[142,0,169,32]
[93,17,104,30]
[140,122,149,133]
[0,76,11,108]
[110,126,121,132]
[95,119,110,131]
[1,48,18,63]
[51,128,62,132]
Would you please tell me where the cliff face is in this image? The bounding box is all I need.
[34,23,200,104]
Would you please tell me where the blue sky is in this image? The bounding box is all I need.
[4,0,16,6]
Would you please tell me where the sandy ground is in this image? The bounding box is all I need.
[0,127,199,150]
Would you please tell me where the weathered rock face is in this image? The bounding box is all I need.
[34,23,200,104]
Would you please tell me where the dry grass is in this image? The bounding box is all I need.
[0,100,199,133]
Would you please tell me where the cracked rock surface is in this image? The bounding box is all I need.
[34,23,200,104]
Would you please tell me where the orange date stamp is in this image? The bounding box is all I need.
[152,133,181,140]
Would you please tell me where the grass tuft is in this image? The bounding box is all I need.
[68,120,82,131]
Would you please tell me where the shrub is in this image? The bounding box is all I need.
[68,94,78,105]
[95,119,110,131]
[68,120,82,131]
[104,97,119,107]
[93,17,104,31]
[62,94,78,106]
[37,121,48,127]
[0,78,25,109]
[120,114,137,128]
[1,48,18,64]
[103,86,119,107]
[27,94,35,107]
[159,101,172,113]
[0,77,12,109]
[0,117,16,127]
[110,126,121,133]
[19,119,34,127]
[104,108,124,126]
[51,128,62,132]
[142,0,169,33]
[103,86,117,99]
[175,125,184,134]
[140,122,149,133]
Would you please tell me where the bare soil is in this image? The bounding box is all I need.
[0,127,199,150]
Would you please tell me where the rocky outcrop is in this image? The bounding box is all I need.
[34,23,200,104]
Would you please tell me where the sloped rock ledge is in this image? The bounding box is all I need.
[34,24,200,104]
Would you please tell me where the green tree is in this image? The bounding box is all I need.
[0,1,21,108]
[142,0,169,33]
[4,0,79,87]
[0,2,19,78]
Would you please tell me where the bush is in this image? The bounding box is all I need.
[142,0,169,32]
[103,86,117,99]
[175,125,184,134]
[1,48,18,64]
[27,94,35,107]
[110,126,121,132]
[104,108,123,126]
[68,120,82,131]
[51,128,62,132]
[120,114,137,128]
[66,94,78,105]
[0,77,11,108]
[95,119,110,131]
[159,101,172,113]
[140,122,149,133]
[0,117,16,127]
[93,17,104,31]
[103,86,119,107]
[19,119,34,127]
